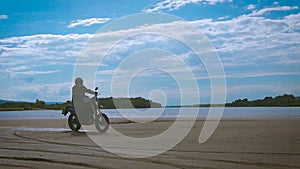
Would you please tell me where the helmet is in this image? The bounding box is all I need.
[75,77,83,86]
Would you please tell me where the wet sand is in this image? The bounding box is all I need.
[0,118,299,169]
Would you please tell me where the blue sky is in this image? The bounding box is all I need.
[0,0,299,105]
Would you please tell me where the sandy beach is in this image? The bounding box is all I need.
[0,118,299,169]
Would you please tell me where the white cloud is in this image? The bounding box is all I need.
[225,71,300,79]
[186,70,300,80]
[250,6,298,16]
[191,11,300,67]
[80,11,300,84]
[0,33,91,80]
[1,10,300,101]
[68,18,111,28]
[227,83,300,99]
[226,84,278,98]
[8,70,60,76]
[144,0,232,12]
[0,15,8,19]
[0,33,90,60]
[247,4,255,10]
[0,82,72,102]
[217,15,230,20]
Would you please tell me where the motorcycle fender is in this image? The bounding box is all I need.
[62,105,75,116]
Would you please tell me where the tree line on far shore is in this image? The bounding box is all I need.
[0,94,299,111]
[225,94,300,107]
[99,97,162,109]
[0,97,162,111]
[0,99,67,111]
[171,94,300,107]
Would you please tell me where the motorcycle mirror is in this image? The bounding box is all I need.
[95,87,98,91]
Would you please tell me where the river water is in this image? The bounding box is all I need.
[0,107,299,120]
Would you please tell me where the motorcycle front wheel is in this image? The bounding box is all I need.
[95,113,109,133]
[68,114,81,131]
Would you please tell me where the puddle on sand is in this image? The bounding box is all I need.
[16,127,92,132]
[17,127,68,132]
[0,126,14,129]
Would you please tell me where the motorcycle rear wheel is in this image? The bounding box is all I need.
[68,114,81,131]
[95,113,109,133]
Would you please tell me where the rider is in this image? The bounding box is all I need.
[72,77,95,103]
[72,77,96,123]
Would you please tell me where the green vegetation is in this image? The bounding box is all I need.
[0,97,162,111]
[226,94,300,107]
[0,99,69,111]
[168,94,300,107]
[99,97,162,109]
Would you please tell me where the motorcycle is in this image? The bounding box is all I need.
[62,87,109,133]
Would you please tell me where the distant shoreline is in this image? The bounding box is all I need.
[1,105,300,112]
[167,105,300,108]
[0,107,62,111]
[0,97,162,111]
[1,94,299,111]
